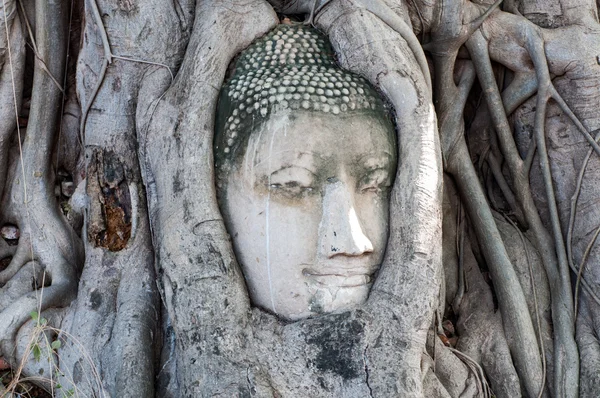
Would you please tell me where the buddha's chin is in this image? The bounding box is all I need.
[273,283,372,321]
[312,283,371,311]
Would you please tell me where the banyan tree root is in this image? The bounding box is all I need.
[412,1,600,396]
[463,13,591,396]
[435,57,544,396]
[454,233,525,398]
[52,0,188,396]
[576,296,600,397]
[0,0,24,207]
[443,178,548,398]
[394,4,600,396]
[423,2,549,393]
[0,0,81,370]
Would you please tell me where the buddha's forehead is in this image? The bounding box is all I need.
[246,110,396,172]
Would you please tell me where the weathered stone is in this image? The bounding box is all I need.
[61,181,74,197]
[0,225,19,240]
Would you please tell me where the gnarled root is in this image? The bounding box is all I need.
[576,296,600,397]
[454,236,523,398]
[0,0,80,376]
[0,0,24,203]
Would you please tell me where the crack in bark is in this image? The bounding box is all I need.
[363,346,374,398]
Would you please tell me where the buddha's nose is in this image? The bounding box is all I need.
[318,180,374,258]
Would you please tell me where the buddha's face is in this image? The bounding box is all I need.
[220,110,396,320]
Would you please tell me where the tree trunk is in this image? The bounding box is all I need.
[0,0,599,397]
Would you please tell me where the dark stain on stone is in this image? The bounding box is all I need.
[173,169,184,194]
[194,237,227,276]
[183,198,191,223]
[306,312,364,380]
[317,376,330,391]
[238,386,252,398]
[309,296,324,314]
[207,241,227,274]
[90,290,103,310]
[87,149,132,251]
[190,331,203,344]
[73,359,84,384]
[373,331,383,349]
[117,0,138,14]
[111,76,121,92]
[0,256,12,273]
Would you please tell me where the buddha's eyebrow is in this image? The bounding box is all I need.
[296,150,328,162]
[358,152,394,169]
[251,150,322,171]
[269,165,318,177]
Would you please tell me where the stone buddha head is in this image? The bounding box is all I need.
[215,24,396,320]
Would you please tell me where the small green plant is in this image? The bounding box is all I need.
[0,311,104,398]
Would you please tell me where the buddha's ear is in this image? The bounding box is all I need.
[316,2,442,394]
[139,0,278,390]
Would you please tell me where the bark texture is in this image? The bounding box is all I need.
[0,0,599,397]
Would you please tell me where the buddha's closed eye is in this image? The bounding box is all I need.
[268,166,316,197]
[359,168,392,193]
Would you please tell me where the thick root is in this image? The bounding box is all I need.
[577,296,600,397]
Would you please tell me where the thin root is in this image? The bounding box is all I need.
[501,213,546,398]
[80,0,174,144]
[448,346,492,398]
[567,132,600,312]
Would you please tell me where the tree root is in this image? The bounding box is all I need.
[500,213,547,398]
[330,0,432,96]
[423,333,476,397]
[466,27,579,398]
[0,261,44,312]
[0,0,81,372]
[574,224,600,317]
[141,2,278,395]
[436,50,543,396]
[0,277,76,361]
[80,0,174,145]
[0,242,28,284]
[16,0,64,93]
[454,223,523,398]
[509,22,589,396]
[451,204,465,312]
[447,348,492,398]
[422,0,503,57]
[576,296,600,397]
[0,0,24,206]
[567,133,600,312]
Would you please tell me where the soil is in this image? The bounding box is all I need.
[1,369,53,398]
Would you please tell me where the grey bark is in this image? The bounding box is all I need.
[58,0,192,396]
[0,0,599,397]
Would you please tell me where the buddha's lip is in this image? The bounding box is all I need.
[302,267,378,287]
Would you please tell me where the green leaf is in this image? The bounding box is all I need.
[51,340,62,350]
[32,343,41,362]
[30,311,39,322]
